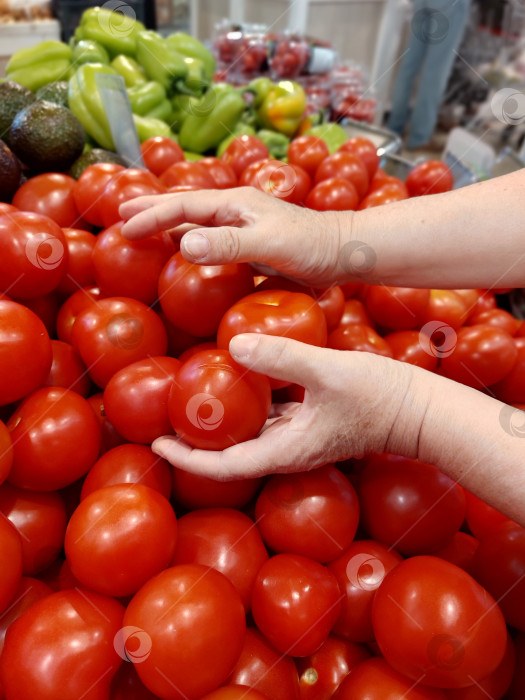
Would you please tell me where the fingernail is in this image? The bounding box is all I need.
[182,232,210,260]
[230,334,260,359]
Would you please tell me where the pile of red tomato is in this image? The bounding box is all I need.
[0,132,524,700]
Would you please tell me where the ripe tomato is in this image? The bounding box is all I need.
[249,159,311,204]
[104,356,180,444]
[339,298,373,326]
[12,173,80,228]
[0,420,13,485]
[44,339,91,397]
[327,323,393,357]
[1,589,124,700]
[358,183,408,208]
[87,391,125,455]
[365,286,430,330]
[406,160,454,196]
[0,514,23,614]
[385,330,438,370]
[339,137,379,179]
[81,443,172,501]
[254,465,360,563]
[251,553,342,657]
[467,308,520,335]
[372,556,507,688]
[200,687,270,700]
[168,348,271,450]
[357,454,466,555]
[172,468,263,509]
[433,532,479,576]
[56,228,97,295]
[0,203,17,216]
[173,507,268,611]
[100,168,166,228]
[239,158,270,186]
[56,286,104,344]
[7,387,101,491]
[23,292,60,337]
[0,212,68,299]
[287,135,329,178]
[492,337,525,402]
[227,627,300,700]
[421,289,469,331]
[124,564,246,699]
[71,297,168,388]
[160,161,216,189]
[0,483,66,575]
[73,162,125,227]
[222,135,269,178]
[314,152,369,200]
[0,300,52,406]
[456,289,497,320]
[464,490,515,540]
[327,539,403,643]
[140,136,184,176]
[200,156,238,188]
[110,663,161,700]
[65,483,177,597]
[159,252,254,337]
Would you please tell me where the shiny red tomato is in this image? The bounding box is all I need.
[168,348,271,450]
[456,289,497,320]
[222,135,270,178]
[0,420,13,485]
[44,339,91,397]
[315,152,369,200]
[160,160,216,189]
[124,564,246,699]
[140,135,184,176]
[201,687,270,700]
[372,555,507,688]
[433,532,479,576]
[493,337,525,402]
[73,162,126,227]
[56,228,97,295]
[0,514,23,614]
[385,330,438,370]
[327,323,393,357]
[87,391,125,455]
[0,300,52,406]
[200,156,238,188]
[252,553,342,657]
[339,137,379,179]
[255,465,359,563]
[0,212,68,299]
[0,203,17,216]
[172,468,263,509]
[358,183,408,208]
[1,589,124,700]
[357,454,466,555]
[12,173,80,228]
[159,251,254,337]
[338,298,373,326]
[365,286,430,330]
[368,168,403,191]
[56,285,103,344]
[468,308,520,335]
[71,297,168,388]
[81,443,172,501]
[406,160,454,196]
[421,289,469,331]
[464,490,515,540]
[7,387,101,491]
[249,159,311,204]
[287,135,329,178]
[239,158,270,186]
[178,340,217,363]
[100,168,166,228]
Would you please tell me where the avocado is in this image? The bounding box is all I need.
[9,100,85,173]
[69,148,127,179]
[0,81,36,146]
[36,81,69,108]
[0,139,22,202]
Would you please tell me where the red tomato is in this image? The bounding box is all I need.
[365,286,430,330]
[87,391,125,455]
[433,532,479,576]
[222,135,270,178]
[141,135,184,176]
[200,156,238,188]
[7,387,101,491]
[358,183,408,208]
[252,553,342,657]
[168,348,271,450]
[339,298,373,326]
[44,339,91,397]
[0,203,17,216]
[315,152,369,200]
[228,627,300,700]
[81,443,172,501]
[249,159,311,204]
[110,663,161,700]
[65,483,177,597]
[357,454,466,555]
[339,137,379,179]
[0,514,23,614]
[12,173,80,228]
[368,168,402,191]
[173,507,268,611]
[297,635,370,700]
[160,161,216,189]
[467,308,520,335]
[56,228,96,295]
[406,160,454,196]
[287,135,330,178]
[1,589,124,700]
[56,285,103,344]
[492,337,525,402]
[159,252,255,337]
[372,556,507,688]
[327,539,403,643]
[327,323,393,357]
[23,292,60,337]
[440,325,518,388]
[385,330,438,370]
[71,297,168,388]
[124,564,246,699]
[305,177,355,212]
[0,211,68,299]
[73,162,126,227]
[100,168,166,228]
[201,687,270,700]
[178,340,217,363]
[421,289,469,331]
[172,468,263,509]
[239,158,269,186]
[464,490,515,540]
[0,420,13,485]
[0,300,52,406]
[457,289,497,320]
[255,465,360,563]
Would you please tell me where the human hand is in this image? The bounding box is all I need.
[119,187,346,288]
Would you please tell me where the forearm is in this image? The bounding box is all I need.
[337,170,525,289]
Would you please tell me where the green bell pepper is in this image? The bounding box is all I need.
[169,94,195,132]
[127,81,167,116]
[145,99,172,122]
[306,122,348,153]
[133,114,177,143]
[182,56,209,95]
[178,83,246,154]
[136,31,189,97]
[257,129,290,160]
[6,40,72,92]
[216,123,256,157]
[256,80,307,137]
[68,63,118,150]
[166,33,216,82]
[245,77,273,109]
[76,7,145,57]
[111,55,146,87]
[183,151,203,162]
[73,39,109,65]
